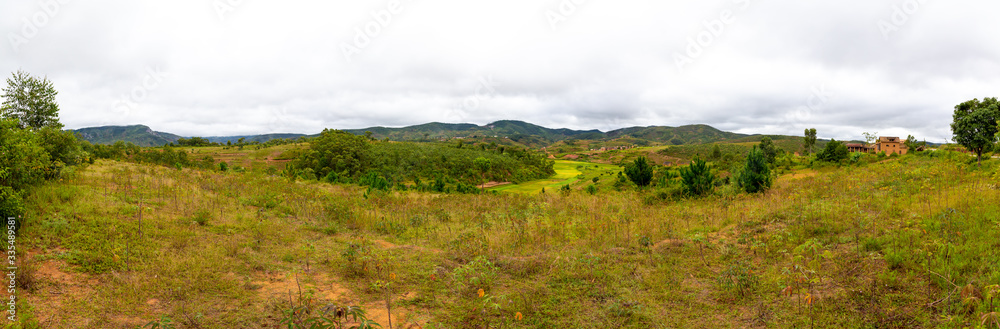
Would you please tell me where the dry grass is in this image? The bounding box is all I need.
[9,152,1000,328]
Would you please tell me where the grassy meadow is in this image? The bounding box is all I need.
[10,149,1000,328]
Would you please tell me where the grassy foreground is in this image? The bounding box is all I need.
[10,153,1000,328]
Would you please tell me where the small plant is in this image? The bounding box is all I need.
[717,260,760,300]
[140,315,176,329]
[451,256,499,296]
[280,304,382,329]
[585,184,597,195]
[191,209,211,226]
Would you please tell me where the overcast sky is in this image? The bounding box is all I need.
[2,0,998,141]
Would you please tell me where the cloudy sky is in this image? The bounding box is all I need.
[2,0,998,142]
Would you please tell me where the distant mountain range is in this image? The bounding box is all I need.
[69,120,776,148]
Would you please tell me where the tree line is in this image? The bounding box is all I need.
[288,129,556,193]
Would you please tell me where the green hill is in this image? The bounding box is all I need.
[605,124,749,145]
[70,121,814,150]
[71,125,181,147]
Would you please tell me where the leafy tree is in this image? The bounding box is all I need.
[1,70,62,129]
[0,119,50,219]
[176,137,214,147]
[737,147,772,193]
[624,156,654,187]
[803,128,817,154]
[862,132,879,153]
[816,139,849,162]
[39,126,83,166]
[904,135,926,153]
[759,137,779,164]
[680,158,715,196]
[297,129,371,179]
[951,97,1000,165]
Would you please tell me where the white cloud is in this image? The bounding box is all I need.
[1,0,998,142]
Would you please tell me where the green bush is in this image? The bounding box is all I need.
[817,139,848,162]
[624,156,654,187]
[680,158,715,196]
[737,147,772,194]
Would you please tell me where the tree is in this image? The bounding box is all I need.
[737,147,772,193]
[38,126,83,166]
[625,156,654,187]
[680,158,715,196]
[759,137,779,164]
[951,97,1000,165]
[711,144,722,160]
[1,70,62,129]
[862,132,879,153]
[1,119,50,219]
[904,135,926,153]
[296,129,371,180]
[803,128,817,155]
[817,139,848,162]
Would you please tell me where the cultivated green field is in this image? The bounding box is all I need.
[490,160,620,194]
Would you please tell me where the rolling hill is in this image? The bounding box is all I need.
[71,125,182,147]
[70,120,804,149]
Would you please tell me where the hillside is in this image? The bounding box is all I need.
[71,125,181,147]
[605,124,749,145]
[70,120,809,149]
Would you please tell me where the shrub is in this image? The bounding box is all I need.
[717,260,760,300]
[737,147,772,194]
[613,172,633,191]
[625,156,654,187]
[451,256,499,295]
[817,139,848,162]
[191,210,211,226]
[586,184,597,195]
[680,158,715,196]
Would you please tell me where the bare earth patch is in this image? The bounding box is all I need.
[25,252,99,327]
[476,181,511,189]
[252,270,424,328]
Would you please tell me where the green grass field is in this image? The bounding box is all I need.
[490,160,620,194]
[12,149,1000,328]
